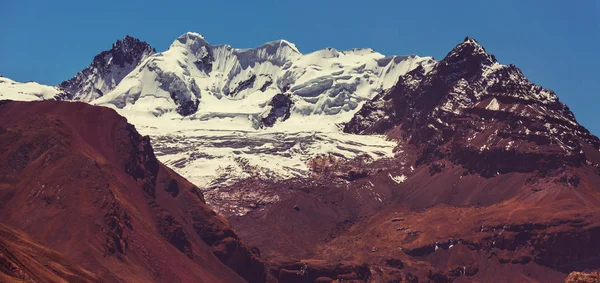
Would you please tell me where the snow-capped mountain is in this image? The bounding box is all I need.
[58,35,155,102]
[3,34,600,282]
[0,32,434,189]
[92,32,435,188]
[95,32,434,127]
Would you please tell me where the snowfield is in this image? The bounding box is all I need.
[115,109,396,188]
[150,127,396,188]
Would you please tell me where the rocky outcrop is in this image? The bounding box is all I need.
[261,93,293,127]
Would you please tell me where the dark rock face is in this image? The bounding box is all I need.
[226,74,257,97]
[162,178,180,197]
[345,37,600,177]
[261,93,293,127]
[193,45,215,73]
[260,76,273,92]
[170,91,200,116]
[58,35,155,102]
[145,64,202,116]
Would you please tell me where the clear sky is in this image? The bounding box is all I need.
[1,0,598,134]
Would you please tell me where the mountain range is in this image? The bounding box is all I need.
[1,33,599,282]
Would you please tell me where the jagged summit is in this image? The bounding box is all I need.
[113,35,154,52]
[458,36,489,53]
[58,35,155,102]
[437,36,498,83]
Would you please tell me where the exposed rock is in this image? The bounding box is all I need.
[345,36,600,178]
[261,93,293,127]
[59,35,155,102]
[565,272,600,283]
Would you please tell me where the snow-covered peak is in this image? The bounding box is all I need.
[170,32,210,50]
[95,32,435,125]
[0,33,434,189]
[88,33,437,188]
[180,31,206,40]
[461,36,483,47]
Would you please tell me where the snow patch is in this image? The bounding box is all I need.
[485,98,500,111]
[388,173,407,184]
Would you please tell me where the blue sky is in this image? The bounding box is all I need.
[1,0,599,134]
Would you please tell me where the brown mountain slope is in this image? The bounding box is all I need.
[0,100,268,282]
[0,223,100,283]
[218,38,600,282]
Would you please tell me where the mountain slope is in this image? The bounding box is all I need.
[346,37,600,178]
[0,35,155,104]
[0,223,101,283]
[222,37,600,282]
[0,100,267,282]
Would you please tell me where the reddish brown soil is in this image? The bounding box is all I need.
[0,100,268,282]
[0,223,100,283]
[225,146,600,282]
